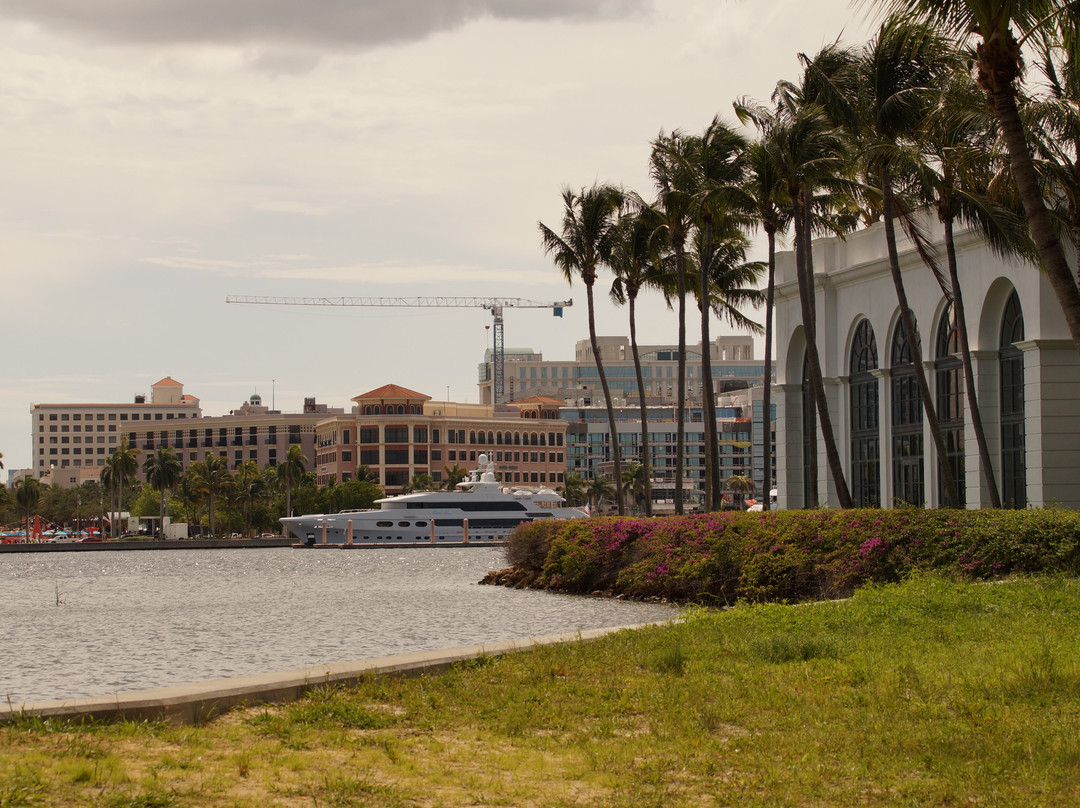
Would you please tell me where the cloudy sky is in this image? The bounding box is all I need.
[0,0,878,474]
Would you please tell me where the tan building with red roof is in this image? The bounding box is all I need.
[314,385,569,493]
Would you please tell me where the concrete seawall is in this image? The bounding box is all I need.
[0,624,661,726]
[0,538,294,553]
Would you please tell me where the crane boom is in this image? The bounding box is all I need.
[225,295,572,405]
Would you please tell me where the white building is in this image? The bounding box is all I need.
[774,215,1080,510]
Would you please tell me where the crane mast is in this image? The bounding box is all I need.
[225,295,572,405]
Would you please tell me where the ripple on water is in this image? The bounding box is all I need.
[0,547,678,703]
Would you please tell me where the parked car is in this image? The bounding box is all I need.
[78,536,105,543]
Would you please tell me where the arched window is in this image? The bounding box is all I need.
[935,305,964,507]
[397,405,405,415]
[1000,290,1026,508]
[891,317,924,506]
[801,353,816,508]
[364,406,372,415]
[373,405,381,415]
[514,432,520,445]
[469,431,476,444]
[478,431,486,445]
[496,432,503,445]
[487,432,494,444]
[849,320,880,507]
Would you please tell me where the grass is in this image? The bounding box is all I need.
[2,575,1079,806]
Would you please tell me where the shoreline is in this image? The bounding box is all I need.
[0,623,664,726]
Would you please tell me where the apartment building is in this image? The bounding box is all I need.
[31,377,201,481]
[314,385,568,493]
[478,335,765,406]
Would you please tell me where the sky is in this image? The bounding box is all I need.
[0,0,879,475]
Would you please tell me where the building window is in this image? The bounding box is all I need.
[891,317,924,507]
[935,305,964,507]
[359,427,378,444]
[413,427,427,443]
[1000,290,1026,508]
[849,319,880,508]
[385,427,408,443]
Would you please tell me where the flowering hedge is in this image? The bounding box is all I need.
[505,509,1080,603]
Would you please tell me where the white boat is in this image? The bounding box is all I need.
[282,453,587,546]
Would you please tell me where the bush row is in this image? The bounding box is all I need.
[502,509,1080,603]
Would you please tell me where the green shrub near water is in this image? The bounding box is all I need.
[511,508,1080,602]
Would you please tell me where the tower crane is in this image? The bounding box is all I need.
[225,295,572,405]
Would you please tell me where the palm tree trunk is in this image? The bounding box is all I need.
[628,292,653,516]
[674,240,688,515]
[987,80,1080,354]
[881,175,960,507]
[796,194,853,508]
[762,227,776,510]
[699,215,721,511]
[944,215,1001,508]
[586,280,625,515]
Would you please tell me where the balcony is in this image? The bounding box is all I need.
[264,437,278,444]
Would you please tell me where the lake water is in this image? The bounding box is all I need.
[0,547,679,704]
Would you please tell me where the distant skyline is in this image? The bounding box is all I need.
[0,0,877,472]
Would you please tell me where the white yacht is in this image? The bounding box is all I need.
[282,453,587,546]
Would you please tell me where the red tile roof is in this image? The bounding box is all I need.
[507,396,566,406]
[352,384,430,401]
[152,376,183,387]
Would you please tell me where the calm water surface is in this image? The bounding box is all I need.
[1,548,678,704]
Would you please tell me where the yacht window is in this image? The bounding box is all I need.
[398,521,410,527]
[376,521,393,527]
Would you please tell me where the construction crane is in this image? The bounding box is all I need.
[225,295,572,405]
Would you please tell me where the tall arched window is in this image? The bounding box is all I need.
[1000,290,1026,508]
[935,305,965,507]
[801,353,816,508]
[891,317,924,506]
[849,320,880,507]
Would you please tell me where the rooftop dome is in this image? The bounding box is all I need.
[249,392,262,405]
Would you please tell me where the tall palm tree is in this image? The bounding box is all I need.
[732,125,794,511]
[849,17,963,507]
[642,134,699,514]
[234,460,267,536]
[689,220,766,509]
[14,477,42,539]
[539,183,626,514]
[918,67,1025,507]
[277,445,307,519]
[767,102,856,508]
[868,0,1080,356]
[609,206,662,516]
[143,446,183,535]
[107,438,140,537]
[672,117,752,510]
[197,453,232,536]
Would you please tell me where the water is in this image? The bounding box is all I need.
[0,548,678,704]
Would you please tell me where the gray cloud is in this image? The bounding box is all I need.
[0,0,648,48]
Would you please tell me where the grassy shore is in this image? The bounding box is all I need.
[3,576,1079,807]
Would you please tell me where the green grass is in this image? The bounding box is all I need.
[2,576,1079,806]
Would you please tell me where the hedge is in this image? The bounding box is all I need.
[499,509,1080,603]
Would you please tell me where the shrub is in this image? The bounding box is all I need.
[507,508,1080,604]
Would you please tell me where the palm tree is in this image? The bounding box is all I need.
[620,462,649,514]
[868,0,1080,356]
[277,445,307,519]
[559,471,588,506]
[539,184,626,515]
[107,438,140,537]
[14,477,42,539]
[642,134,699,514]
[143,446,183,535]
[609,207,661,516]
[724,473,757,510]
[404,473,437,493]
[689,221,766,508]
[674,117,752,510]
[732,124,794,511]
[234,460,267,536]
[198,453,232,536]
[441,463,468,489]
[768,101,856,508]
[918,67,1023,507]
[586,473,616,513]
